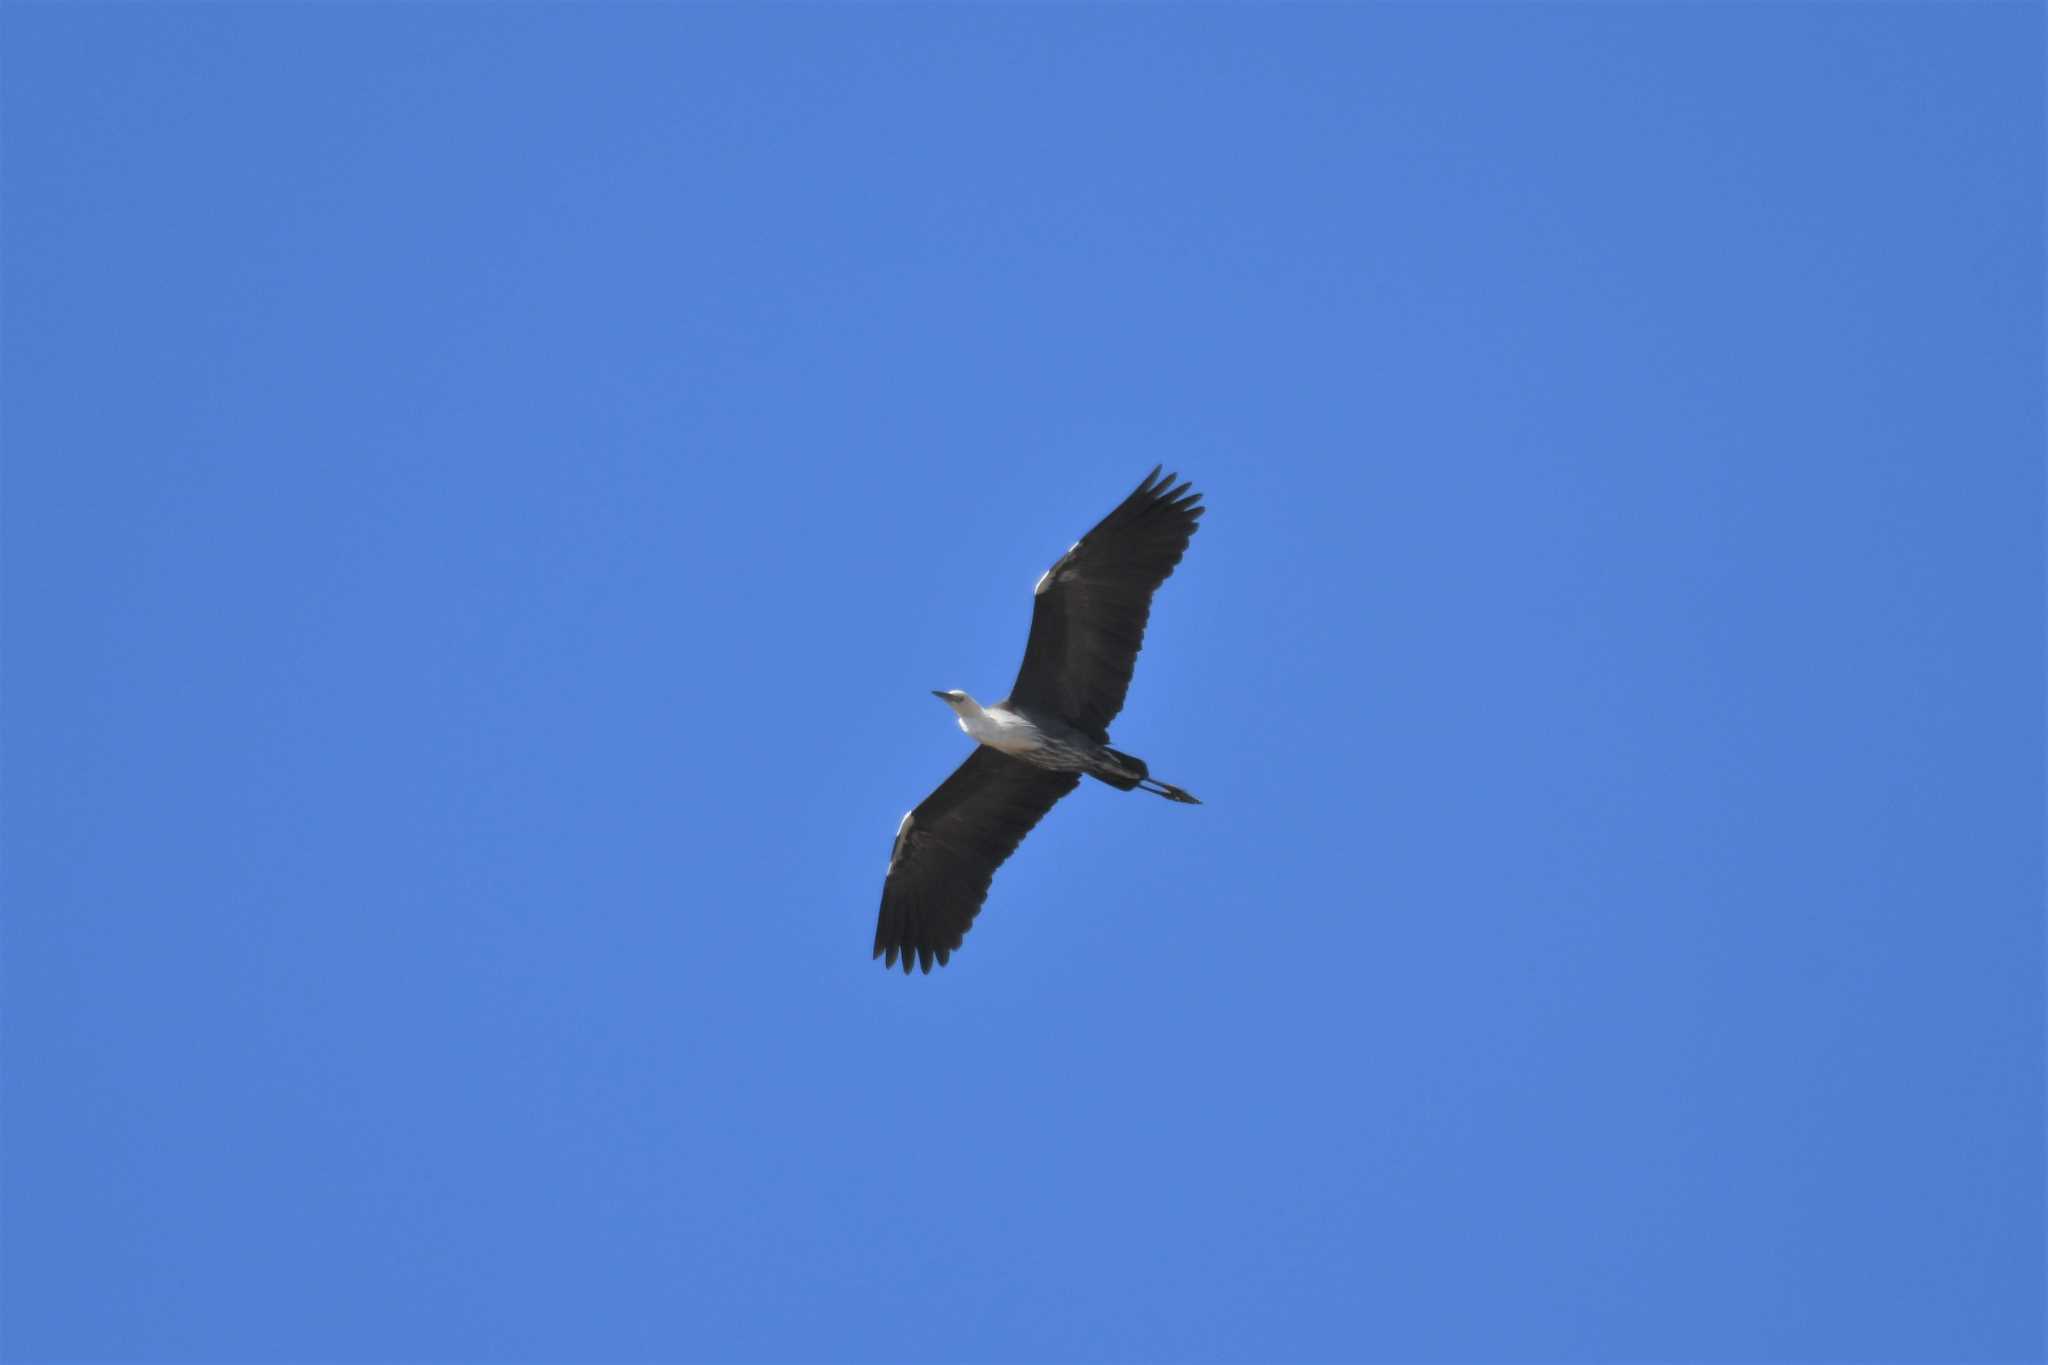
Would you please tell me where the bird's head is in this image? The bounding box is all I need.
[931,689,976,714]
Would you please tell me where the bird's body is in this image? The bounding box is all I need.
[940,695,1117,772]
[946,697,1063,759]
[875,467,1204,973]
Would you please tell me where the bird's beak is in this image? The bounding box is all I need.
[930,690,951,701]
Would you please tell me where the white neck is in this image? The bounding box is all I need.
[947,694,1041,754]
[954,694,1027,748]
[946,693,988,734]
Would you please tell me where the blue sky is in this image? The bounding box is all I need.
[5,7,2041,1363]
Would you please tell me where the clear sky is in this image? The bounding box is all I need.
[5,6,2041,1363]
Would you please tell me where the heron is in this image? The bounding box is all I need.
[874,466,1204,973]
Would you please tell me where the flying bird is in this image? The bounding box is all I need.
[875,466,1204,974]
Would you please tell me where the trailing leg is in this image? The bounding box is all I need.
[1087,746,1200,804]
[1139,777,1201,804]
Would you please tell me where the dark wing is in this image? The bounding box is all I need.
[874,748,1081,974]
[1006,466,1204,741]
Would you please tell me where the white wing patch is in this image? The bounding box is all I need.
[1033,542,1082,597]
[887,811,914,871]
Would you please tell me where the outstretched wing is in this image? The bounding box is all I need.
[1007,466,1203,742]
[874,748,1082,974]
